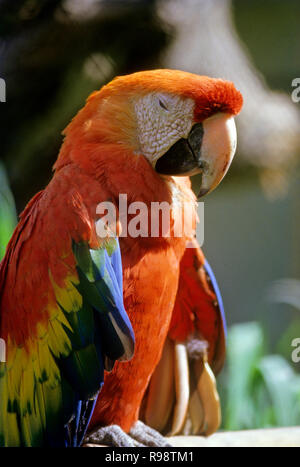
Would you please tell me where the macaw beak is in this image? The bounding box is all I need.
[155,113,237,198]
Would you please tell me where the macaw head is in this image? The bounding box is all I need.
[60,69,242,197]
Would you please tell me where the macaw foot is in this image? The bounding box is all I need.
[129,421,172,447]
[84,421,172,447]
[84,424,142,447]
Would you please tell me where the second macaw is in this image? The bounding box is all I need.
[0,69,242,447]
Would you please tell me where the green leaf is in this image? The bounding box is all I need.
[257,355,300,426]
[221,321,300,430]
[224,322,264,430]
[0,163,17,260]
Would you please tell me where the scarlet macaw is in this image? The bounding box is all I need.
[0,69,242,447]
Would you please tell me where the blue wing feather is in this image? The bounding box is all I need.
[61,238,135,447]
[204,259,227,338]
[59,239,134,447]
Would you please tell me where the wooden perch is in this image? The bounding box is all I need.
[169,426,300,447]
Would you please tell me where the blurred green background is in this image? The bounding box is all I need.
[0,0,299,431]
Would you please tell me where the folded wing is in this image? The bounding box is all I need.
[0,193,134,447]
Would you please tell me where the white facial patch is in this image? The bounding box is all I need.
[133,93,194,165]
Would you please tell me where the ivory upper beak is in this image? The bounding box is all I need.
[197,113,237,197]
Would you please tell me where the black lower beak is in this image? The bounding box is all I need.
[155,123,204,176]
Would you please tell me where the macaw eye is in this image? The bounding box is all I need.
[158,99,169,111]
